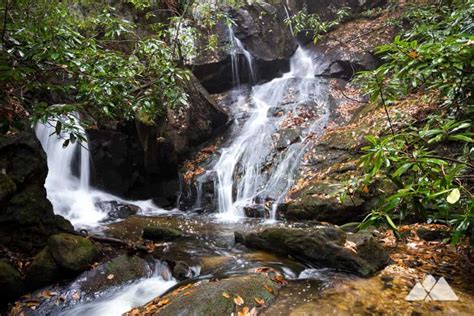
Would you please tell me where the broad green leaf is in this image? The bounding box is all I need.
[446,188,460,204]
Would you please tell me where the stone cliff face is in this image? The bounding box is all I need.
[190,1,297,93]
[0,129,73,255]
[87,75,228,205]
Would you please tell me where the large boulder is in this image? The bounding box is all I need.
[76,254,153,294]
[142,226,184,242]
[87,75,228,201]
[25,233,98,290]
[0,261,25,304]
[48,233,98,272]
[0,130,73,255]
[235,226,389,277]
[125,269,283,315]
[312,10,396,80]
[24,247,63,290]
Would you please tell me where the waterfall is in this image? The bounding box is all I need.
[36,117,167,227]
[35,118,106,226]
[228,26,257,87]
[63,261,176,316]
[213,47,329,221]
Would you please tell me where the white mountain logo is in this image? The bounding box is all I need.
[405,275,459,301]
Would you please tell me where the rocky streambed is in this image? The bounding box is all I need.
[8,212,474,316]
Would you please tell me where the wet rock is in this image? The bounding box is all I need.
[0,129,73,255]
[142,226,184,241]
[191,1,296,93]
[235,226,389,277]
[274,128,301,150]
[416,228,449,241]
[267,106,286,117]
[48,233,98,272]
[96,201,140,220]
[77,254,153,294]
[25,248,63,290]
[126,271,282,315]
[0,261,25,303]
[171,261,193,280]
[243,205,268,218]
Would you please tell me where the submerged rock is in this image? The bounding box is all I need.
[125,269,283,315]
[77,254,153,294]
[48,233,98,272]
[235,226,389,277]
[143,226,184,241]
[95,201,140,220]
[0,261,25,303]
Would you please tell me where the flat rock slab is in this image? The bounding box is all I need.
[126,269,284,316]
[235,226,389,277]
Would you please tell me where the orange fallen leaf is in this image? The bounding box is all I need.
[234,295,244,306]
[222,292,231,299]
[157,298,170,307]
[254,297,265,305]
[264,285,273,293]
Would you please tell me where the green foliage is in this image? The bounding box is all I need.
[284,7,350,43]
[1,0,189,140]
[356,0,474,243]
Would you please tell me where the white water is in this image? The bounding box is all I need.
[214,47,329,221]
[36,119,168,227]
[228,26,257,88]
[63,262,176,316]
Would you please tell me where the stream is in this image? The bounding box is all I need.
[29,31,474,316]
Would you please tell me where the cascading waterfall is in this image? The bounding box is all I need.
[35,119,106,226]
[213,47,329,221]
[36,117,166,227]
[228,26,257,87]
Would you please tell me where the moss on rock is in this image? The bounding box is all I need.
[48,234,98,272]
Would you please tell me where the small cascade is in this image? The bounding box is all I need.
[213,47,329,221]
[228,26,257,87]
[63,261,176,316]
[35,118,106,226]
[36,117,167,227]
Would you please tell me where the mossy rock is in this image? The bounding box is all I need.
[235,226,389,277]
[25,248,62,290]
[48,234,98,272]
[127,272,281,316]
[78,254,152,294]
[142,226,184,241]
[0,173,16,202]
[0,260,25,303]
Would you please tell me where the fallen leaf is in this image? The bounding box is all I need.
[254,297,265,305]
[234,295,244,306]
[157,298,170,307]
[107,274,114,280]
[264,285,273,293]
[222,292,231,299]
